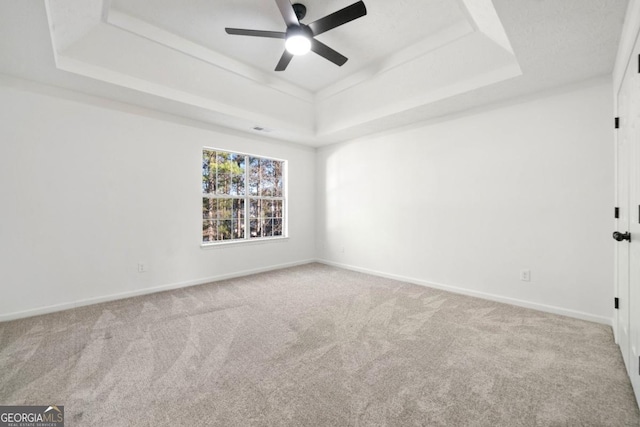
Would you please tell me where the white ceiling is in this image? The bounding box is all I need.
[0,0,629,146]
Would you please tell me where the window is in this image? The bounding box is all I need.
[202,148,286,244]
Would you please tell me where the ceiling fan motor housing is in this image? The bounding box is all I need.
[286,24,312,39]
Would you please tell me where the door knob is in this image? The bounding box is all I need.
[613,231,631,242]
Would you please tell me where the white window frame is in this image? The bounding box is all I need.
[201,147,287,246]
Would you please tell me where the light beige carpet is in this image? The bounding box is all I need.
[0,263,638,426]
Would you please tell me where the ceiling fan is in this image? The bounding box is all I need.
[225,0,367,71]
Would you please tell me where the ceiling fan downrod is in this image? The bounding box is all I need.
[292,3,307,21]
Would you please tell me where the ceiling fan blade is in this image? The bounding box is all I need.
[225,28,286,39]
[308,1,367,36]
[275,0,299,27]
[275,50,294,71]
[310,39,348,66]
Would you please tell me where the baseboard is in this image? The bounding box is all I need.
[317,259,613,326]
[2,258,613,326]
[0,259,317,322]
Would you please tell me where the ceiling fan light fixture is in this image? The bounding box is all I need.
[285,32,311,56]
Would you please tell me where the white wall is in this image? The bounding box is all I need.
[317,79,614,324]
[0,74,616,325]
[0,76,316,320]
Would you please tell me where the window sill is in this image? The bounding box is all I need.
[201,236,289,249]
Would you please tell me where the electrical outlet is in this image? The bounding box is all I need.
[138,263,147,273]
[520,269,531,282]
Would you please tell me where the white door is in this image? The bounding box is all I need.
[627,37,640,397]
[616,72,631,373]
[617,31,640,400]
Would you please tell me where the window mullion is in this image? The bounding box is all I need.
[244,155,250,240]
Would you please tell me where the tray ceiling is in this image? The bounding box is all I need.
[0,0,628,146]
